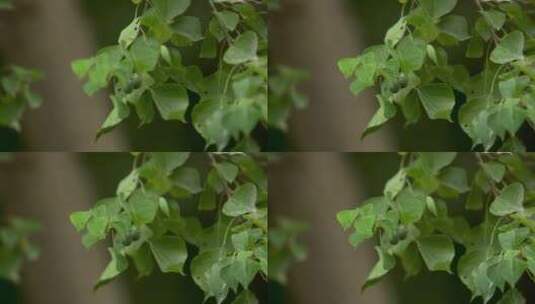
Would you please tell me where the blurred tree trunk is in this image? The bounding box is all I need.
[270,0,395,151]
[0,0,128,151]
[269,153,394,304]
[0,153,129,304]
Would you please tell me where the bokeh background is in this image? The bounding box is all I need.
[268,152,535,304]
[269,0,535,152]
[0,0,267,151]
[0,153,267,304]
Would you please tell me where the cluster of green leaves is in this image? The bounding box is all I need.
[0,66,43,130]
[72,0,268,151]
[268,217,308,284]
[0,217,40,283]
[70,152,267,303]
[268,66,308,131]
[338,0,535,150]
[338,152,535,303]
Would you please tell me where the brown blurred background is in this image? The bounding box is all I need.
[270,0,394,152]
[269,153,394,304]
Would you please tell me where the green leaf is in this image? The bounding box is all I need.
[96,249,128,289]
[499,77,529,99]
[70,211,92,232]
[337,57,359,79]
[490,252,526,288]
[458,249,489,295]
[490,183,525,216]
[417,235,455,272]
[222,102,263,138]
[71,58,94,79]
[400,91,422,125]
[172,16,203,42]
[472,262,495,302]
[217,11,240,31]
[215,161,239,183]
[130,244,155,278]
[151,84,189,122]
[348,48,380,95]
[384,169,406,200]
[524,243,535,275]
[488,100,526,140]
[399,243,424,279]
[497,288,525,304]
[149,236,188,274]
[151,152,190,173]
[222,183,257,217]
[420,152,457,174]
[396,188,426,225]
[481,10,506,31]
[119,18,140,48]
[171,167,203,195]
[152,0,191,21]
[426,196,438,216]
[349,212,376,247]
[439,167,469,195]
[224,31,258,65]
[221,251,259,290]
[498,228,529,251]
[97,96,130,137]
[100,104,130,132]
[128,190,159,225]
[231,231,251,251]
[130,37,160,72]
[336,209,359,231]
[347,199,384,248]
[192,100,230,151]
[439,15,470,41]
[417,84,456,121]
[420,0,457,19]
[490,31,525,64]
[191,250,229,303]
[362,96,397,138]
[159,197,170,216]
[385,18,407,47]
[86,216,108,241]
[396,36,427,73]
[117,169,139,201]
[363,247,396,290]
[482,162,506,183]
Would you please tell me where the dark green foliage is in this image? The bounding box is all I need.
[337,152,535,303]
[268,217,308,284]
[0,2,43,131]
[0,0,12,10]
[268,66,308,131]
[338,0,535,151]
[72,0,269,151]
[71,152,267,303]
[0,217,40,283]
[0,66,43,131]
